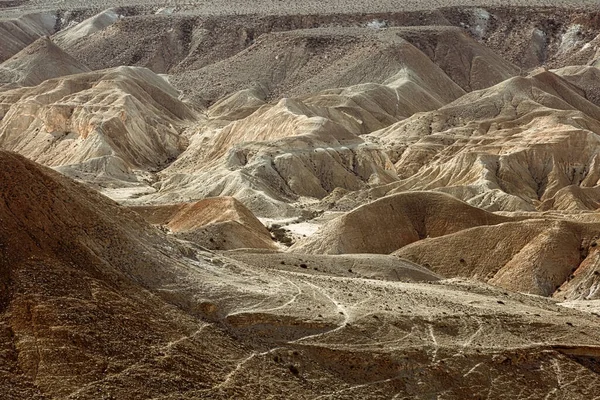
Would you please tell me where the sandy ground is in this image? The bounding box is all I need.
[100,186,156,203]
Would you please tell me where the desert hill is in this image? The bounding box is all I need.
[0,66,195,191]
[367,68,600,212]
[171,27,471,104]
[292,191,514,254]
[45,8,523,106]
[145,95,399,216]
[391,25,521,91]
[0,149,263,398]
[139,31,477,214]
[295,190,600,300]
[394,218,600,299]
[0,12,57,63]
[129,197,278,250]
[52,8,123,48]
[2,150,600,398]
[1,2,600,398]
[0,37,89,88]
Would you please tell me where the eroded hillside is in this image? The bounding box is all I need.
[2,2,600,399]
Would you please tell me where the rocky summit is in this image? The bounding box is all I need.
[1,1,600,399]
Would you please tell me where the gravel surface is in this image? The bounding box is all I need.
[2,0,600,18]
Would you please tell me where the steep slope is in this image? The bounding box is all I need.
[56,11,198,75]
[292,191,513,254]
[52,8,122,48]
[370,69,600,212]
[145,96,399,216]
[0,12,57,63]
[0,66,195,188]
[554,65,600,107]
[140,32,472,215]
[395,25,521,91]
[445,7,600,71]
[0,37,90,88]
[0,150,266,398]
[540,185,600,211]
[130,197,278,250]
[394,218,600,299]
[172,27,467,104]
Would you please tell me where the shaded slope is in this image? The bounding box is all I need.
[0,37,90,87]
[52,8,122,48]
[394,218,600,299]
[56,11,198,75]
[292,191,512,254]
[0,12,57,63]
[0,150,257,398]
[172,27,467,104]
[0,149,186,290]
[395,25,520,91]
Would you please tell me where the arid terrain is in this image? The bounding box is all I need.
[2,1,600,399]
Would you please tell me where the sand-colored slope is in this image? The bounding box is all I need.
[0,37,90,87]
[130,197,278,250]
[130,24,523,215]
[378,69,600,140]
[142,32,470,215]
[369,69,600,212]
[296,188,600,299]
[292,191,513,254]
[0,66,195,187]
[394,218,600,299]
[0,149,316,398]
[554,65,600,107]
[145,95,399,216]
[540,185,600,211]
[207,87,269,121]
